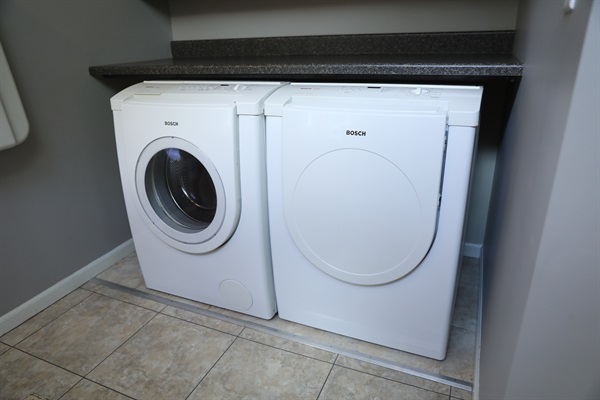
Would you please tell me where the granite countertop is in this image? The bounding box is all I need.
[90,53,521,79]
[89,31,523,81]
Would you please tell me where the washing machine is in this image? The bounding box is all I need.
[111,81,286,319]
[265,83,483,359]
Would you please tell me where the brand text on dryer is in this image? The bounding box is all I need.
[164,121,179,126]
[346,130,366,136]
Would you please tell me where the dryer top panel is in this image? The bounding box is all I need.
[111,81,287,115]
[264,83,483,127]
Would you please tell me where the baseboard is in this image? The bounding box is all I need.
[0,239,135,336]
[463,242,483,259]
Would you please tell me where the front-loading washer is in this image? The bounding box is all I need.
[265,83,483,358]
[111,81,286,319]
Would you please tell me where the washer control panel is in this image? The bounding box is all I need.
[111,81,287,115]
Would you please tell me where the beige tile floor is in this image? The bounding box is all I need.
[0,253,479,400]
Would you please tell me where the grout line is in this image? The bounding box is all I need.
[90,277,473,392]
[10,346,86,380]
[1,288,94,348]
[184,335,238,400]
[85,308,160,380]
[61,378,136,400]
[238,330,336,365]
[316,357,337,399]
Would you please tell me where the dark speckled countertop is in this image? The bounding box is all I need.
[89,31,522,81]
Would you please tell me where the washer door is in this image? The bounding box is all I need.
[135,137,238,253]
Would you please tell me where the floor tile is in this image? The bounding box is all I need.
[161,305,243,335]
[82,281,166,312]
[451,282,478,332]
[1,251,481,399]
[320,323,475,384]
[16,293,156,375]
[188,337,332,400]
[451,385,473,400]
[96,253,145,288]
[213,306,371,350]
[458,257,480,289]
[240,327,338,363]
[439,326,476,382]
[0,348,80,400]
[0,342,10,355]
[23,395,49,400]
[452,256,480,333]
[216,308,476,391]
[318,365,448,400]
[335,355,451,395]
[214,300,474,382]
[61,379,133,400]
[1,289,92,346]
[88,313,235,400]
[120,254,477,381]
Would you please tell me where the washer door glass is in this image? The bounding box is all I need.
[146,148,217,231]
[136,137,230,249]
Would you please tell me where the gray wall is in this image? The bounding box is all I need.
[0,0,172,316]
[169,0,518,40]
[480,0,599,398]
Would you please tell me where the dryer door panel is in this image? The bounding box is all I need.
[282,106,447,285]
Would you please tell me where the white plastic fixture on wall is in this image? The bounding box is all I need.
[565,0,577,13]
[0,42,29,150]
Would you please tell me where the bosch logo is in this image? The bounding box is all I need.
[164,121,179,126]
[346,130,366,137]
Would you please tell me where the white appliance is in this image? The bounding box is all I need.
[0,42,29,151]
[111,81,286,319]
[265,83,483,359]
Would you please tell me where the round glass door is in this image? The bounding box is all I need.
[135,137,230,250]
[145,147,217,232]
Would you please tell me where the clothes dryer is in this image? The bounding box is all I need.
[265,83,483,358]
[112,81,285,319]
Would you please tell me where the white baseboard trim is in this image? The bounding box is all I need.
[0,239,135,336]
[463,242,483,259]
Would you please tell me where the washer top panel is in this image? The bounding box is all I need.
[264,83,483,126]
[111,81,287,115]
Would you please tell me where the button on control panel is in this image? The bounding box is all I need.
[410,88,431,95]
[381,87,443,98]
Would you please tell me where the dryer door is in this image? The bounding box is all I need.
[135,137,238,253]
[282,104,447,285]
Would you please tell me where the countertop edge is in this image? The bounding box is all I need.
[89,32,523,80]
[89,57,523,79]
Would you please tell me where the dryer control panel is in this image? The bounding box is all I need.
[264,83,483,127]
